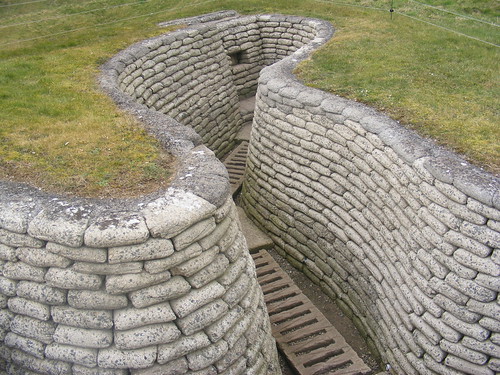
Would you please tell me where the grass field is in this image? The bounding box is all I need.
[0,0,498,197]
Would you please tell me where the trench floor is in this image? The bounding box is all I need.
[229,180,384,375]
[224,102,387,375]
[252,249,374,375]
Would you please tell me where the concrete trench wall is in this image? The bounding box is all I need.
[0,185,279,375]
[0,12,327,375]
[240,15,500,375]
[116,13,316,159]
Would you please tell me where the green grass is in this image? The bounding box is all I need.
[0,0,498,197]
[296,1,499,172]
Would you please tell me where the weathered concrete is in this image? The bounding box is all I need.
[240,13,500,375]
[0,11,312,375]
[1,9,498,375]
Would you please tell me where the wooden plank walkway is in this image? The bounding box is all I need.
[224,99,374,374]
[223,140,249,195]
[252,250,372,375]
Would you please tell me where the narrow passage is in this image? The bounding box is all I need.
[222,97,387,375]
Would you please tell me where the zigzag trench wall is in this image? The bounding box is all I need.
[239,14,500,375]
[1,10,498,375]
[0,11,331,375]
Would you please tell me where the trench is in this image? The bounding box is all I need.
[106,10,500,375]
[1,9,497,375]
[223,96,382,375]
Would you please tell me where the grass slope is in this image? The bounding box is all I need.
[0,0,498,197]
[296,1,499,172]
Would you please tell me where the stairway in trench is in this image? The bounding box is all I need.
[223,98,381,375]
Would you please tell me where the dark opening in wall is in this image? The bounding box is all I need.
[229,50,244,66]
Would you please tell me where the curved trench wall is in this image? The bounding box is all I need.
[0,12,329,375]
[0,184,280,375]
[2,10,498,375]
[116,13,317,159]
[240,16,500,375]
